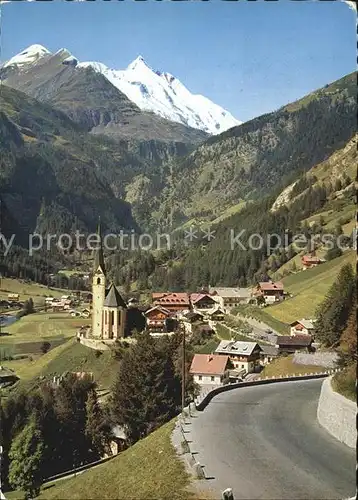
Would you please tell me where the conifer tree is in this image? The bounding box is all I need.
[85,390,110,460]
[8,419,45,499]
[315,263,355,346]
[111,332,181,444]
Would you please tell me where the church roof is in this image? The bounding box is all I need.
[104,284,127,308]
[93,220,106,274]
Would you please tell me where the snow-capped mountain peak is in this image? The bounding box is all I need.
[3,44,51,68]
[127,55,150,71]
[78,55,241,134]
[3,45,241,135]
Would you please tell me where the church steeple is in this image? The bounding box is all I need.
[92,218,106,338]
[93,218,106,275]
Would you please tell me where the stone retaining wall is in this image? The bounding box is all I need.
[317,376,356,449]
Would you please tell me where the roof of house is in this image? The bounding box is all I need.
[259,345,279,356]
[258,281,284,291]
[197,324,214,332]
[152,292,168,300]
[290,319,315,329]
[209,287,252,298]
[215,340,261,356]
[154,292,190,305]
[302,255,321,263]
[103,284,127,308]
[145,305,172,316]
[208,307,225,316]
[0,366,19,379]
[190,293,218,304]
[190,354,229,375]
[184,311,204,320]
[276,335,312,347]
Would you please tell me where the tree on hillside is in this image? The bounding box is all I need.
[40,341,51,354]
[23,297,34,315]
[110,332,181,444]
[8,419,45,499]
[315,263,356,347]
[85,390,110,460]
[169,332,199,402]
[54,374,95,470]
[337,300,357,367]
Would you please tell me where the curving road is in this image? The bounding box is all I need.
[187,379,355,500]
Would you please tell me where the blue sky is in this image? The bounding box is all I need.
[1,0,356,122]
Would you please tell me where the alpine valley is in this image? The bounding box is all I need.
[0,44,356,289]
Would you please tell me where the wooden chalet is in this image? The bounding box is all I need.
[215,341,262,373]
[190,293,218,310]
[255,281,284,304]
[276,335,313,354]
[145,305,173,331]
[207,308,225,321]
[301,255,323,270]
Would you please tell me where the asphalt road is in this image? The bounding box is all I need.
[188,379,355,500]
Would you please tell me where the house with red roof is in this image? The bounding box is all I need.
[144,305,173,331]
[153,292,190,312]
[301,254,323,270]
[190,353,230,387]
[255,281,284,304]
[290,318,316,336]
[190,293,219,311]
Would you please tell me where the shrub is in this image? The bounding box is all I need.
[40,341,51,354]
[332,364,355,401]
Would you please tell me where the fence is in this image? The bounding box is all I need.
[195,368,341,411]
[43,454,117,485]
[176,410,206,480]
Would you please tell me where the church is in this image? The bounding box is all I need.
[91,225,128,340]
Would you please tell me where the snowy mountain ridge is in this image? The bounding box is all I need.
[2,44,241,135]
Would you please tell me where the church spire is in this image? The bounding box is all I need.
[93,218,106,274]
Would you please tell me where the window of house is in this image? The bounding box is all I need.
[198,375,202,381]
[211,376,215,381]
[242,365,245,369]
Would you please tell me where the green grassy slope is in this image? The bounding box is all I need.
[4,338,119,392]
[155,72,356,225]
[38,420,196,500]
[266,250,355,323]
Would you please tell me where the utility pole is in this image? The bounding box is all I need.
[181,323,186,412]
[0,198,3,340]
[0,445,5,500]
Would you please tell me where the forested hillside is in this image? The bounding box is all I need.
[0,85,142,237]
[152,72,356,228]
[0,73,356,290]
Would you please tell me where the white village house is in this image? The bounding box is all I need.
[290,318,316,336]
[209,287,252,312]
[215,340,262,374]
[190,353,230,387]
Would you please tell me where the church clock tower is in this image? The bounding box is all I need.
[91,222,106,338]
